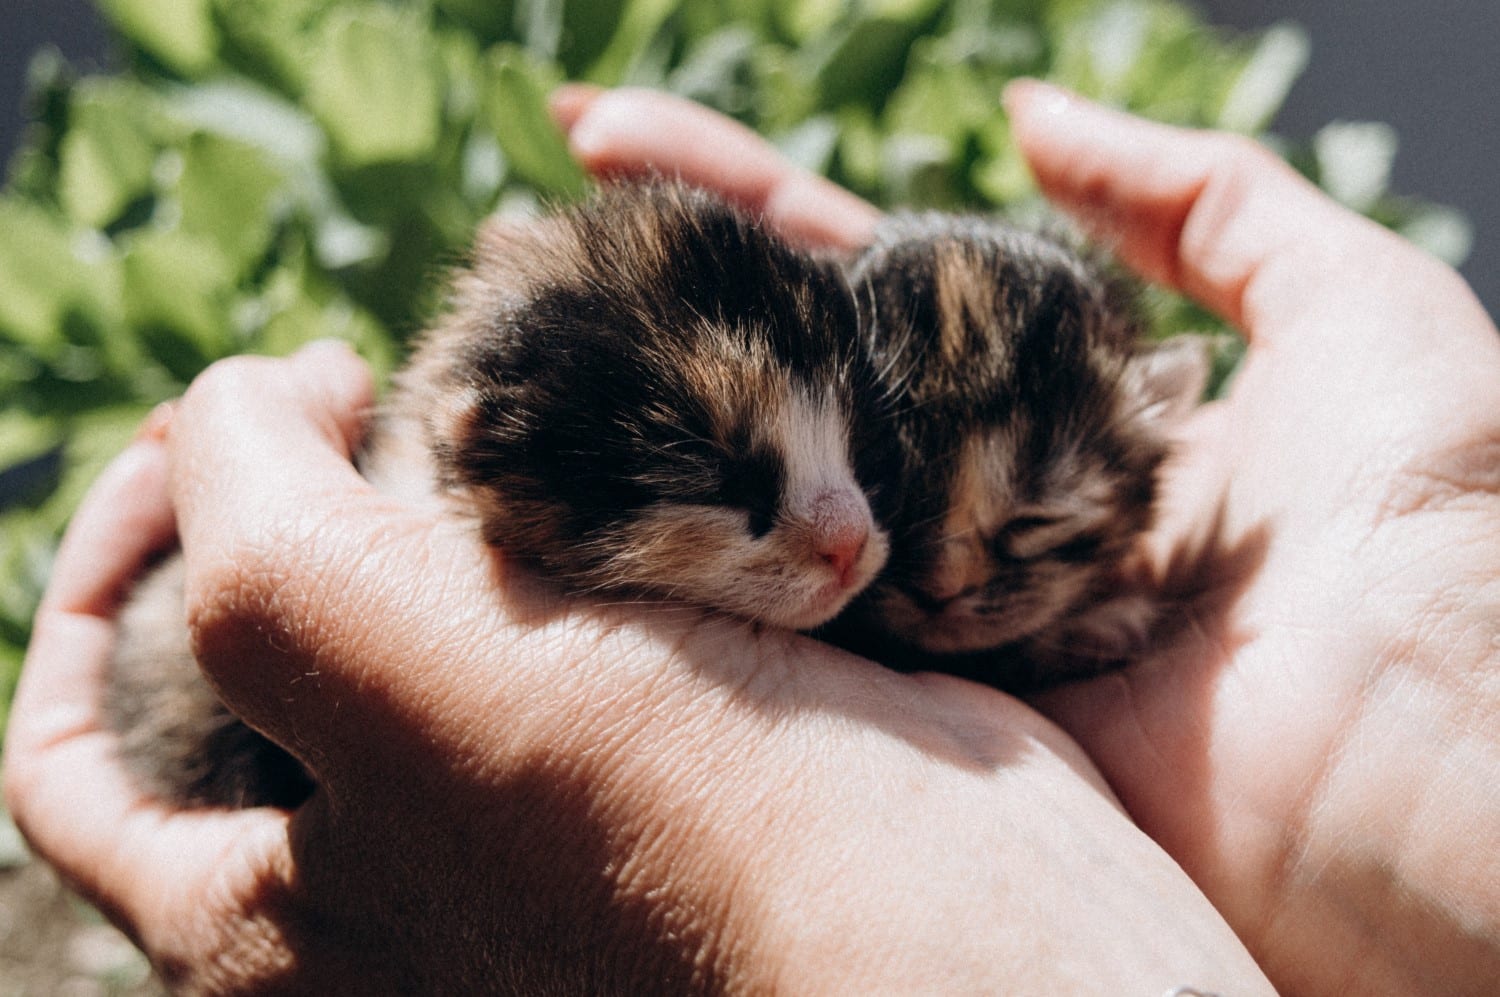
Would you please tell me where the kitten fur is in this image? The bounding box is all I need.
[822,213,1208,689]
[106,181,895,808]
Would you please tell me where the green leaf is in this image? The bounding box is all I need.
[162,78,326,172]
[258,294,398,378]
[665,26,760,115]
[832,106,883,195]
[122,229,238,379]
[57,83,159,229]
[99,0,220,77]
[772,0,843,45]
[883,41,998,146]
[812,16,932,109]
[1216,22,1309,134]
[482,46,590,198]
[0,201,82,353]
[176,132,286,274]
[307,8,446,167]
[1315,121,1398,214]
[0,411,61,475]
[560,0,629,77]
[0,200,124,357]
[880,131,958,206]
[0,636,23,743]
[972,118,1036,206]
[57,406,156,509]
[1398,203,1474,267]
[586,0,684,85]
[775,116,840,174]
[0,510,54,648]
[211,0,339,96]
[436,0,519,46]
[1079,1,1151,99]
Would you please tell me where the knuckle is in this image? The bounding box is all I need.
[0,747,38,822]
[1193,133,1288,227]
[182,534,290,666]
[144,899,301,997]
[178,355,281,424]
[1209,131,1281,174]
[181,505,344,669]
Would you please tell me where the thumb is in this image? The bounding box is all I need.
[1003,80,1476,351]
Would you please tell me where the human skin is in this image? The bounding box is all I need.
[1,97,1273,993]
[5,83,1497,994]
[557,82,1500,995]
[1,379,1271,994]
[558,82,1500,992]
[1006,84,1500,995]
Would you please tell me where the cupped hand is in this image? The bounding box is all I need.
[554,83,1500,994]
[1005,82,1500,995]
[2,244,1268,990]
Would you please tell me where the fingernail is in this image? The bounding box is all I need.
[549,83,605,132]
[133,401,177,444]
[294,338,359,363]
[1003,78,1080,118]
[564,91,639,162]
[566,110,608,161]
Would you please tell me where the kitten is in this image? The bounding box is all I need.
[107,191,1206,807]
[823,213,1207,690]
[106,181,896,808]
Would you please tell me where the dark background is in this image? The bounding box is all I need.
[1196,0,1499,317]
[2,0,1497,316]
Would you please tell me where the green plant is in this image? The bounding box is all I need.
[0,0,1471,735]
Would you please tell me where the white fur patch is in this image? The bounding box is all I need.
[775,385,864,514]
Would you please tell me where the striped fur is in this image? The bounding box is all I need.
[828,214,1208,687]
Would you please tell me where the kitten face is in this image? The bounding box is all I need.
[591,373,891,629]
[849,215,1205,656]
[420,182,896,629]
[867,411,1161,654]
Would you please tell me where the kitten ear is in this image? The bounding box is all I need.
[1123,334,1212,429]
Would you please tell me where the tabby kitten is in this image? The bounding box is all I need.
[825,213,1207,689]
[107,181,896,807]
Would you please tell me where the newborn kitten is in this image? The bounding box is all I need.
[106,181,894,808]
[824,213,1207,690]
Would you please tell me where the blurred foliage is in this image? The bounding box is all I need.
[0,0,1473,733]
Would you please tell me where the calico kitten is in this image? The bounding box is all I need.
[106,181,895,808]
[825,213,1207,689]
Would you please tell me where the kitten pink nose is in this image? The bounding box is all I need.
[809,489,871,587]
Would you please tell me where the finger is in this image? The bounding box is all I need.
[40,413,178,619]
[1,427,284,930]
[1003,80,1484,346]
[10,427,177,769]
[167,338,377,707]
[552,85,881,250]
[163,340,473,791]
[170,339,374,566]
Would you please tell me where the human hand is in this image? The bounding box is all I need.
[2,357,1269,983]
[553,83,1500,994]
[1003,82,1500,995]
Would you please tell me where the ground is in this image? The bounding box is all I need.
[0,809,162,996]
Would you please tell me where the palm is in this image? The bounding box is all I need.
[1027,115,1500,992]
[556,83,1500,992]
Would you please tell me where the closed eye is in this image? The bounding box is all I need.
[745,506,776,539]
[995,514,1068,560]
[718,445,785,541]
[997,516,1104,564]
[1005,514,1059,534]
[1050,534,1102,563]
